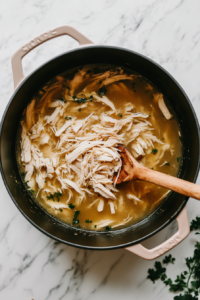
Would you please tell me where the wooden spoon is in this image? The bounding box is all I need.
[114,145,200,200]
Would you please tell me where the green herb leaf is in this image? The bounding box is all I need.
[94,225,97,228]
[90,95,93,102]
[118,113,123,118]
[78,108,81,112]
[65,116,72,120]
[190,216,200,231]
[147,216,200,299]
[177,157,181,162]
[30,190,34,194]
[72,211,80,225]
[98,85,107,97]
[59,208,63,212]
[163,254,176,264]
[147,262,166,283]
[152,149,158,155]
[73,98,87,104]
[68,203,75,209]
[165,162,170,166]
[105,226,111,231]
[85,219,92,223]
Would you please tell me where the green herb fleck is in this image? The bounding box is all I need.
[118,113,123,118]
[90,95,93,102]
[163,254,176,265]
[72,211,80,225]
[180,136,183,142]
[177,157,181,162]
[21,172,25,178]
[98,85,107,97]
[190,216,200,233]
[87,186,91,189]
[98,194,101,197]
[85,219,92,223]
[165,162,170,166]
[46,192,62,202]
[65,116,72,120]
[105,226,111,231]
[72,95,76,100]
[73,98,87,104]
[94,225,97,228]
[152,149,158,155]
[149,114,151,117]
[68,203,75,209]
[59,208,63,212]
[78,108,81,112]
[76,225,81,228]
[151,168,154,170]
[30,190,34,194]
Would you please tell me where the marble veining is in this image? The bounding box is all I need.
[0,0,200,299]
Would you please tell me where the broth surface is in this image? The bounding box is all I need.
[17,65,182,231]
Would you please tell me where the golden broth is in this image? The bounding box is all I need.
[17,65,182,231]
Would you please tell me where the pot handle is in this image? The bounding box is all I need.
[126,206,190,260]
[11,25,93,90]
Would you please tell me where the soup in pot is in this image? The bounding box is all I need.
[17,65,182,231]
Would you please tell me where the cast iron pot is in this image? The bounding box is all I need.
[0,26,199,260]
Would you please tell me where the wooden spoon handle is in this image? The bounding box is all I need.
[136,166,200,200]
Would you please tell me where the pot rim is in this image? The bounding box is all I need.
[1,44,200,250]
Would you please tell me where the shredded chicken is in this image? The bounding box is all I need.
[20,66,179,224]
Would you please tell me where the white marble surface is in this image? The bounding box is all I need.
[0,0,200,299]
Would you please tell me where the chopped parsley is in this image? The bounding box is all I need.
[87,186,91,189]
[21,172,25,178]
[30,190,34,194]
[94,225,97,228]
[65,116,72,120]
[85,219,92,223]
[105,226,111,231]
[46,192,62,202]
[72,211,80,225]
[180,136,183,142]
[59,208,63,212]
[73,97,87,104]
[152,149,158,155]
[149,114,151,117]
[118,113,123,118]
[165,162,170,166]
[147,216,200,299]
[90,95,93,102]
[98,85,107,97]
[78,108,81,112]
[177,157,181,162]
[59,97,66,103]
[68,203,75,209]
[163,254,176,264]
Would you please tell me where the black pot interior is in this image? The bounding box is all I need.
[0,46,199,249]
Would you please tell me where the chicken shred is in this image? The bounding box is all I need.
[20,67,173,218]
